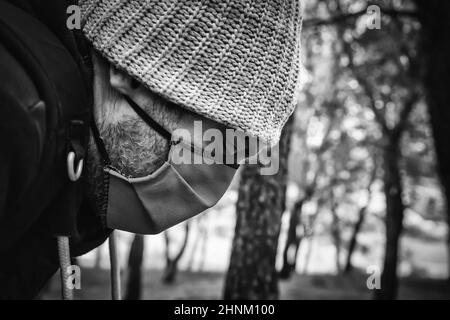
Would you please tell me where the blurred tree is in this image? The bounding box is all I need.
[330,185,343,273]
[223,116,294,300]
[415,1,450,282]
[187,215,211,272]
[324,130,369,274]
[345,158,377,273]
[125,235,144,300]
[279,112,333,279]
[301,199,325,274]
[337,16,420,300]
[187,216,206,271]
[162,223,190,284]
[279,23,346,278]
[302,0,422,299]
[279,199,306,278]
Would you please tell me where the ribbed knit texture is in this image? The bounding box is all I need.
[80,0,303,143]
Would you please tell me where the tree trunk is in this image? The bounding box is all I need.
[375,142,404,300]
[163,223,190,284]
[279,199,305,279]
[330,195,342,274]
[344,206,367,274]
[345,163,376,274]
[223,116,294,300]
[125,235,144,300]
[416,1,450,282]
[302,236,314,274]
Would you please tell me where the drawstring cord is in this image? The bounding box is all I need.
[58,111,122,300]
[57,232,121,300]
[57,236,74,300]
[108,231,122,300]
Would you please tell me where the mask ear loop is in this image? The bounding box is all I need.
[91,117,121,300]
[90,114,111,166]
[166,135,182,164]
[124,96,172,140]
[124,95,177,162]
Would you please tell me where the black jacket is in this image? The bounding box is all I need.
[0,0,109,299]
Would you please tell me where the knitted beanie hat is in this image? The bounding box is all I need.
[80,0,303,143]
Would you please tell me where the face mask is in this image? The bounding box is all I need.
[91,96,238,234]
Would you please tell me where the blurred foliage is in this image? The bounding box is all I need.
[282,0,447,299]
[290,0,444,221]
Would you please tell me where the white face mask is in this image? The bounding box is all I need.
[91,96,237,234]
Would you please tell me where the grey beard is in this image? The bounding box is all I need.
[100,116,170,177]
[84,115,172,217]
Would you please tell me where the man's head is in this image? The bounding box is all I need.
[86,52,241,232]
[81,0,303,219]
[86,52,235,216]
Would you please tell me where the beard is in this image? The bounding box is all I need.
[84,97,181,219]
[98,116,170,177]
[85,51,181,218]
[84,115,170,219]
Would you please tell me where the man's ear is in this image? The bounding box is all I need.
[109,65,140,95]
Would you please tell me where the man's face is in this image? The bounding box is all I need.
[85,52,247,217]
[85,53,182,213]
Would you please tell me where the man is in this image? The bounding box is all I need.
[0,0,302,299]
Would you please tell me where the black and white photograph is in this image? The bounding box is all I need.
[0,0,449,307]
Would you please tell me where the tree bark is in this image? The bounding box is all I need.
[415,1,450,282]
[125,234,144,300]
[279,199,305,279]
[344,206,367,274]
[223,116,294,300]
[374,142,404,300]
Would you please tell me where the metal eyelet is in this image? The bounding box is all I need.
[67,151,84,182]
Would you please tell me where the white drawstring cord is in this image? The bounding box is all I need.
[57,236,74,300]
[109,231,121,300]
[57,233,121,300]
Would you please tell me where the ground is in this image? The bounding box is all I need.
[41,268,450,300]
[40,186,449,300]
